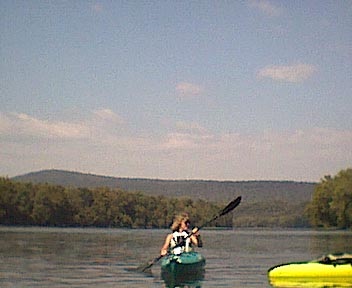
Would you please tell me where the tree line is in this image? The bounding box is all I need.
[0,177,231,228]
[1,168,351,229]
[307,168,352,229]
[233,200,310,228]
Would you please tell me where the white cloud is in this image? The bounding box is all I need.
[175,121,208,134]
[248,0,282,17]
[217,128,352,164]
[0,113,11,133]
[161,132,213,150]
[93,108,124,124]
[175,82,203,98]
[156,128,352,180]
[159,121,213,150]
[0,112,90,139]
[1,110,351,181]
[161,133,198,149]
[0,109,125,141]
[258,64,317,82]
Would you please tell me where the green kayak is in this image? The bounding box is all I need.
[161,252,205,287]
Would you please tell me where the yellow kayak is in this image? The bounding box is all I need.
[269,276,352,288]
[268,253,352,287]
[268,253,352,278]
[268,261,352,277]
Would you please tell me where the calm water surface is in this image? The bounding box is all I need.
[1,227,352,287]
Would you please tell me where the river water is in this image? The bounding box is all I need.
[1,227,352,287]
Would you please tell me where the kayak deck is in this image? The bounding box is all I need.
[268,261,352,277]
[161,251,205,270]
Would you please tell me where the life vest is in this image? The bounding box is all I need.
[170,231,192,254]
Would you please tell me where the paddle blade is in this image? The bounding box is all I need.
[130,255,163,273]
[198,195,242,229]
[219,196,241,217]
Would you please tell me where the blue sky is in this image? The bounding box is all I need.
[1,0,351,181]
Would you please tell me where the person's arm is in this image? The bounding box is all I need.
[160,234,173,256]
[190,227,202,247]
[190,227,201,247]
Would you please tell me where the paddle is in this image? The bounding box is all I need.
[131,195,242,273]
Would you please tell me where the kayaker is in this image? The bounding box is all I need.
[160,212,202,256]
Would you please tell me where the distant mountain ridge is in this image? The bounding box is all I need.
[12,169,316,204]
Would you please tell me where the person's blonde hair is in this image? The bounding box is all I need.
[171,212,189,231]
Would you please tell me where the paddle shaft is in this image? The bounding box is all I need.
[173,195,242,249]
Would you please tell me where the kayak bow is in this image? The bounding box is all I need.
[161,251,205,287]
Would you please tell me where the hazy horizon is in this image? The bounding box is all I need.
[10,168,319,183]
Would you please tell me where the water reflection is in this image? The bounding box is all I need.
[309,231,352,256]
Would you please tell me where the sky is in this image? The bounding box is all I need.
[1,0,351,182]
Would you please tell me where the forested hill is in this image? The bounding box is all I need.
[12,169,316,204]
